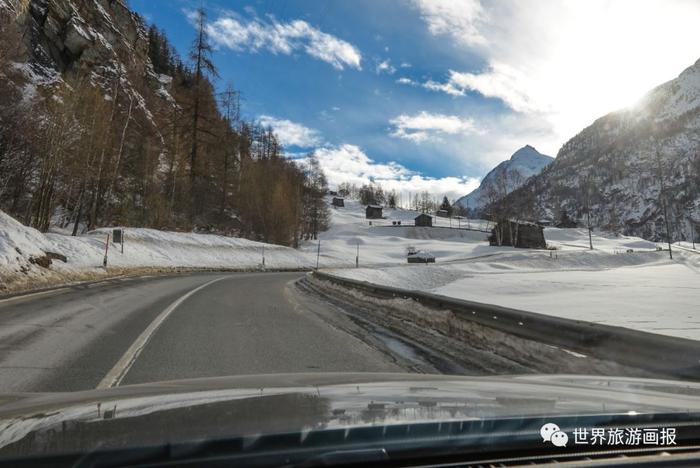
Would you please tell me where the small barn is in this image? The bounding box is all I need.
[365,205,383,219]
[489,220,546,249]
[414,213,433,227]
[436,209,449,218]
[331,197,345,207]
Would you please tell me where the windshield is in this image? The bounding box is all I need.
[0,0,699,465]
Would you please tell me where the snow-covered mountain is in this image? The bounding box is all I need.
[454,145,553,215]
[507,58,700,241]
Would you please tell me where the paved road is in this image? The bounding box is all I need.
[0,273,401,393]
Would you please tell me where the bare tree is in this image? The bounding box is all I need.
[654,149,673,259]
[188,6,218,220]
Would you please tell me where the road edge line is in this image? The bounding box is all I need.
[96,276,229,389]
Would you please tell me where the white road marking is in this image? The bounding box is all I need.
[96,276,229,389]
[0,288,69,305]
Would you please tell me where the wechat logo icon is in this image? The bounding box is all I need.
[541,422,568,447]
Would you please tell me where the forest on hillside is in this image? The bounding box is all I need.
[0,5,330,247]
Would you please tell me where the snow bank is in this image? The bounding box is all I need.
[0,210,312,294]
[47,227,312,270]
[0,211,61,268]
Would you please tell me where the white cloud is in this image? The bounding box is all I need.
[423,66,539,113]
[411,0,700,153]
[395,77,416,85]
[313,144,480,200]
[375,59,396,75]
[411,0,486,47]
[258,115,322,148]
[422,77,465,97]
[204,13,362,70]
[390,111,483,142]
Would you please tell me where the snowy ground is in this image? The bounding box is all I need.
[313,198,700,341]
[302,198,665,267]
[301,199,495,268]
[0,210,312,294]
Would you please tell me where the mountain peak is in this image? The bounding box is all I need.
[510,144,540,160]
[454,145,553,212]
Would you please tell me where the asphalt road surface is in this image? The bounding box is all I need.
[0,272,402,393]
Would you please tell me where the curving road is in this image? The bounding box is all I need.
[0,272,402,393]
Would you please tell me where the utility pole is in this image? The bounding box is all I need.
[585,178,593,250]
[687,202,697,250]
[655,150,673,259]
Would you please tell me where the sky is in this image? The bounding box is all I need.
[130,0,700,201]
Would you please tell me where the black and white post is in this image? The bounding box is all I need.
[316,238,321,270]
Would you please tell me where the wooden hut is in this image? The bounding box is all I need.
[365,205,383,219]
[414,213,433,227]
[489,220,546,249]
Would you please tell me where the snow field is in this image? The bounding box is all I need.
[316,198,700,341]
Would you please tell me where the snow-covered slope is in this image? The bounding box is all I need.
[0,209,312,294]
[300,196,662,268]
[454,145,553,215]
[508,58,700,241]
[299,198,494,268]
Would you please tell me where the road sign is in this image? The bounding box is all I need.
[112,229,123,244]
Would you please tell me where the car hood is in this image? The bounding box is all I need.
[2,373,700,457]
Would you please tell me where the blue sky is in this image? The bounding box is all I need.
[130,0,700,200]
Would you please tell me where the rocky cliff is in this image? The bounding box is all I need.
[1,0,173,133]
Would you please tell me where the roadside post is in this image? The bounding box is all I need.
[262,244,265,269]
[103,233,110,267]
[356,241,359,268]
[316,238,321,270]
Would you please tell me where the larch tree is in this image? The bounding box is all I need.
[188,6,218,222]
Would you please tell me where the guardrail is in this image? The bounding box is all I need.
[312,270,700,380]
